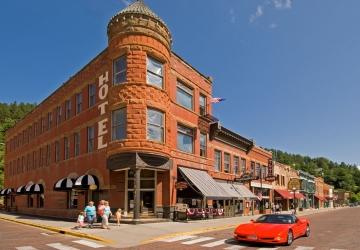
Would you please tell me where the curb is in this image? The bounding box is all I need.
[0,215,113,244]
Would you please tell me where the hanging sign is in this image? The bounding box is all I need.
[288,178,301,190]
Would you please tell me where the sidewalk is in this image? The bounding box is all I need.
[0,207,345,249]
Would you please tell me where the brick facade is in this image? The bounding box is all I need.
[3,1,272,220]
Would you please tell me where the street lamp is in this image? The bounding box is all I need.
[292,187,296,214]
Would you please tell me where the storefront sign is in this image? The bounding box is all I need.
[175,181,188,190]
[268,159,273,176]
[265,176,276,182]
[97,72,109,149]
[288,178,301,190]
[235,173,258,182]
[175,203,188,212]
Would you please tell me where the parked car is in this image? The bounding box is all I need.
[234,214,310,246]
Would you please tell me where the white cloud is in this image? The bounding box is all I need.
[249,5,264,23]
[120,0,131,6]
[269,23,278,29]
[273,0,292,9]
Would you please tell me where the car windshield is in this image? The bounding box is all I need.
[255,214,296,224]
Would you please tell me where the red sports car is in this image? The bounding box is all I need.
[234,214,310,246]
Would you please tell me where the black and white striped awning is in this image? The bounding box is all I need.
[16,185,28,194]
[25,184,44,194]
[74,175,99,189]
[0,188,14,196]
[54,178,74,191]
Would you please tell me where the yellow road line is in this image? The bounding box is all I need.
[0,216,113,244]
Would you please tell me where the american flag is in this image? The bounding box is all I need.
[210,97,226,103]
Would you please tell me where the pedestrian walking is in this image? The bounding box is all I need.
[103,201,112,229]
[115,208,122,226]
[75,211,85,229]
[97,200,106,229]
[84,201,96,228]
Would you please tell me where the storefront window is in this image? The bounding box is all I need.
[69,190,78,209]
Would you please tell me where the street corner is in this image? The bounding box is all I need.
[0,214,114,245]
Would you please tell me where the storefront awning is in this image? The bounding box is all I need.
[216,182,241,199]
[74,175,99,189]
[25,184,44,194]
[54,178,74,191]
[275,189,293,199]
[0,188,14,196]
[232,183,258,199]
[292,192,305,200]
[314,194,326,201]
[179,167,233,200]
[16,185,27,194]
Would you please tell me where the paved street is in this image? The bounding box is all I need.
[0,219,114,250]
[131,207,360,250]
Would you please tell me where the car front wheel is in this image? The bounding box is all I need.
[286,230,293,246]
[305,225,310,237]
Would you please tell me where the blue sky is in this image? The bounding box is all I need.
[1,0,360,165]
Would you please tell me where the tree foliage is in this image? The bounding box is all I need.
[0,102,36,188]
[269,149,360,193]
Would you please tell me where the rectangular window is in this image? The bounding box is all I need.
[214,150,222,171]
[113,56,127,84]
[33,151,37,169]
[176,81,193,110]
[39,148,43,167]
[41,117,46,133]
[64,137,70,160]
[251,161,255,176]
[76,93,82,114]
[199,94,207,115]
[74,132,80,157]
[234,156,239,175]
[146,57,163,88]
[240,158,246,174]
[56,106,62,125]
[224,153,230,173]
[87,126,95,152]
[46,144,51,165]
[200,133,207,157]
[262,165,267,178]
[65,99,71,120]
[256,163,261,177]
[55,141,60,162]
[112,109,126,140]
[147,108,164,142]
[177,124,193,153]
[47,112,52,129]
[88,84,96,107]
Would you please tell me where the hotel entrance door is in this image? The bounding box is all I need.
[127,190,154,213]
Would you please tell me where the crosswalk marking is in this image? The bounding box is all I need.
[46,243,80,250]
[161,235,197,242]
[16,247,38,250]
[182,237,214,245]
[72,239,105,248]
[223,246,247,250]
[294,247,314,250]
[201,239,227,247]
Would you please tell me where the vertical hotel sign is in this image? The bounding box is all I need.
[97,71,109,149]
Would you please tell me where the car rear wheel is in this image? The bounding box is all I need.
[286,230,293,246]
[305,225,310,237]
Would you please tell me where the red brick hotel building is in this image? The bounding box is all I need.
[2,1,273,221]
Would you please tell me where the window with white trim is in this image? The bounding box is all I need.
[177,124,193,153]
[200,133,207,157]
[147,108,164,143]
[224,153,230,173]
[146,57,163,88]
[176,81,193,110]
[214,150,222,171]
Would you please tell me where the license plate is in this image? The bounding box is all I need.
[247,235,258,240]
